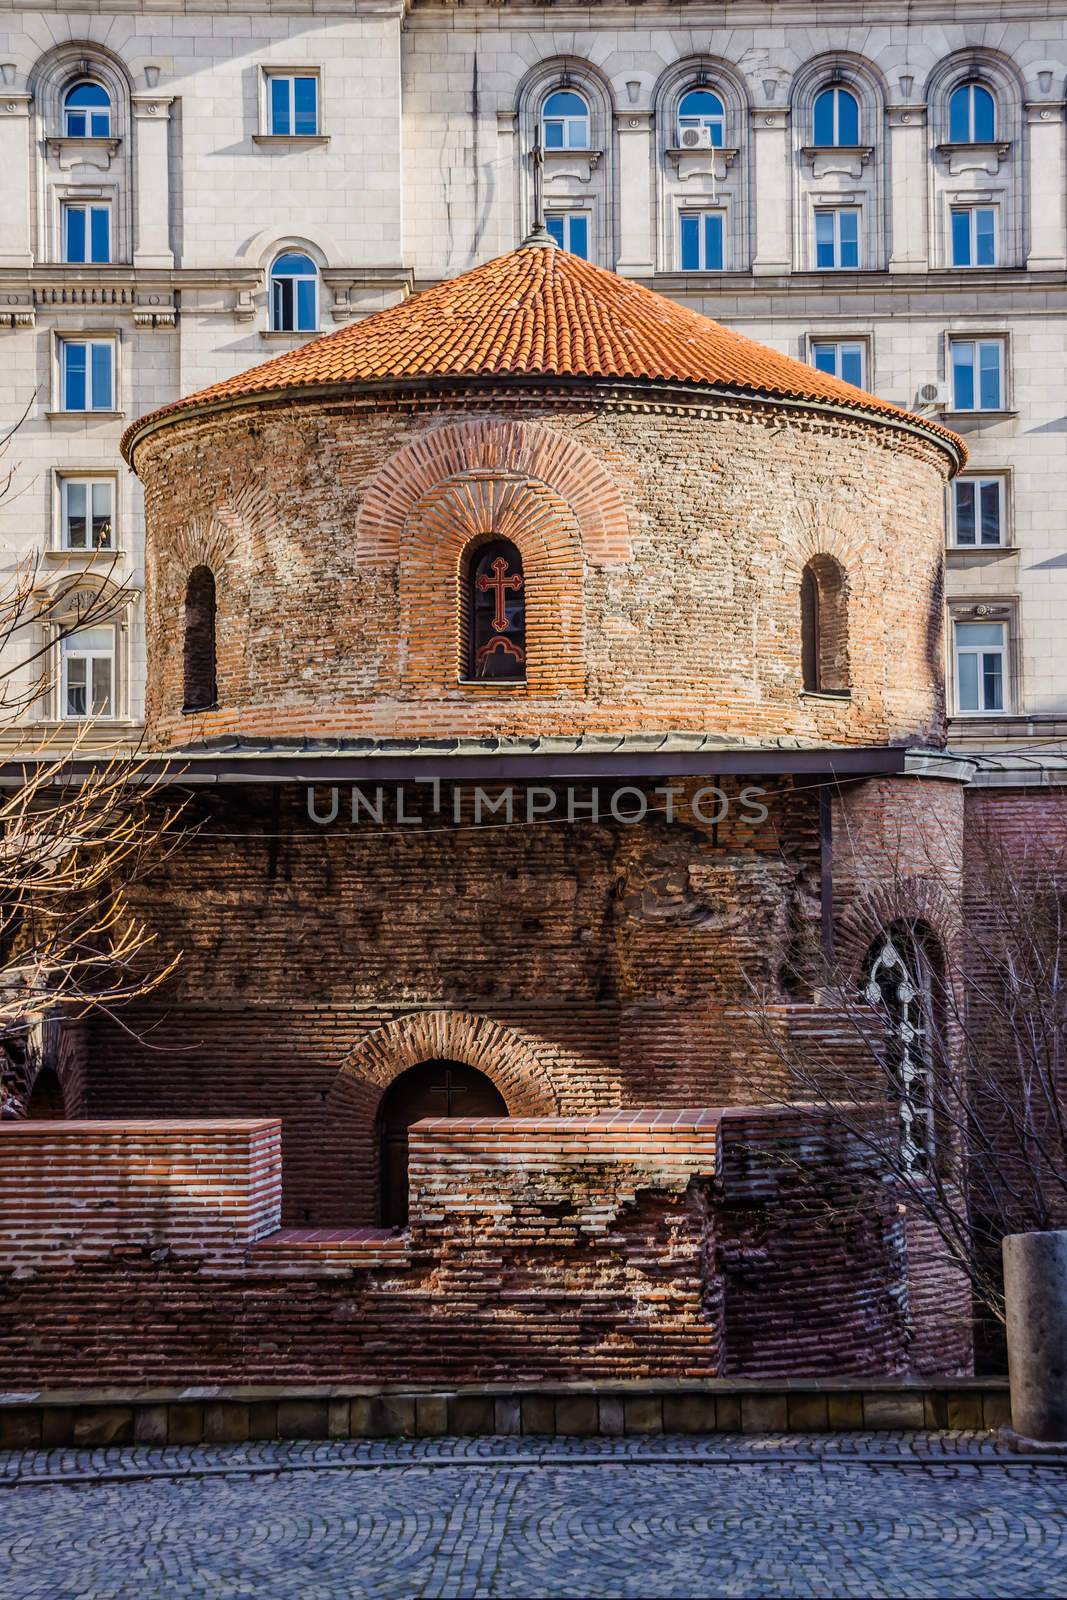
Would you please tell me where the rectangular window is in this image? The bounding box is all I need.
[950,338,1004,411]
[60,340,115,412]
[62,203,111,265]
[268,74,319,136]
[544,213,590,260]
[952,477,1005,547]
[60,477,114,550]
[954,620,1006,713]
[810,339,866,388]
[679,211,725,272]
[61,626,115,720]
[814,207,860,270]
[951,207,996,268]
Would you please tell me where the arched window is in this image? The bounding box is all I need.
[812,85,860,147]
[26,1066,65,1120]
[63,80,112,138]
[677,88,726,148]
[542,89,590,151]
[469,539,526,681]
[183,566,217,712]
[864,926,940,1175]
[378,1060,507,1225]
[949,81,996,144]
[800,555,850,695]
[270,252,318,332]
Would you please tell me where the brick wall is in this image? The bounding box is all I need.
[136,389,949,750]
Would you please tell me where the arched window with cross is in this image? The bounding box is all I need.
[468,539,526,681]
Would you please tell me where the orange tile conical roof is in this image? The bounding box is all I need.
[123,237,963,465]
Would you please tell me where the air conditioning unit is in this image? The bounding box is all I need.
[915,381,952,410]
[679,125,714,149]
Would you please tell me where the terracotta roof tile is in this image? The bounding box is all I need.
[122,242,964,464]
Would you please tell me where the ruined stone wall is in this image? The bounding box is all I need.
[135,389,950,750]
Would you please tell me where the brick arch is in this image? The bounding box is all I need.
[398,473,585,695]
[170,481,277,575]
[782,517,864,580]
[356,419,631,568]
[334,1010,563,1115]
[834,879,961,984]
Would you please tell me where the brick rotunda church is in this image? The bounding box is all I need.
[1,233,982,1391]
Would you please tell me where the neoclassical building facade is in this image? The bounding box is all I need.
[0,0,1066,759]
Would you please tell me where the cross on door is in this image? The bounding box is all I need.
[427,1070,471,1117]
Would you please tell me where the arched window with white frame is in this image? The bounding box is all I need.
[812,85,860,147]
[270,252,318,332]
[864,924,941,1176]
[949,81,997,144]
[63,80,112,138]
[677,88,726,148]
[541,89,590,151]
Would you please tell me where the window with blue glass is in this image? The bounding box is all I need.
[62,203,111,265]
[954,620,1006,713]
[952,477,1005,546]
[950,338,1004,411]
[270,253,318,331]
[63,82,111,138]
[61,340,114,412]
[812,86,860,147]
[814,208,860,269]
[541,90,590,151]
[949,82,996,144]
[544,213,589,259]
[951,206,996,268]
[811,340,865,388]
[268,74,319,136]
[677,89,726,147]
[680,212,725,272]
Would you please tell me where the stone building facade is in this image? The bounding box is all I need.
[0,0,1066,752]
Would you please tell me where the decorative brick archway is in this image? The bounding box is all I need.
[356,418,631,568]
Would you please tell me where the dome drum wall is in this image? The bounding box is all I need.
[137,385,952,751]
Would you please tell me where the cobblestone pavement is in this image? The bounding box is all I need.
[1,1434,1065,1599]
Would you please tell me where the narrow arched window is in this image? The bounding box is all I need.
[800,556,850,695]
[864,926,940,1175]
[64,81,112,138]
[183,566,217,713]
[677,88,726,148]
[949,82,996,144]
[270,252,318,332]
[813,85,860,147]
[469,539,525,681]
[542,89,590,151]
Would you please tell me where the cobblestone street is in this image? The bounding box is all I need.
[1,1434,1065,1599]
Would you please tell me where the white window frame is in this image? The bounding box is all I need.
[541,89,591,151]
[808,337,867,388]
[55,336,118,414]
[949,475,1008,548]
[678,209,727,272]
[56,474,117,552]
[61,200,112,265]
[269,252,319,333]
[812,85,861,148]
[949,81,997,145]
[948,335,1007,413]
[950,205,997,269]
[677,88,726,148]
[260,68,323,138]
[544,210,592,260]
[814,206,861,270]
[952,614,1010,715]
[59,623,117,722]
[62,81,112,139]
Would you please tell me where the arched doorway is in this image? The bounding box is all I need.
[26,1066,65,1119]
[378,1059,507,1226]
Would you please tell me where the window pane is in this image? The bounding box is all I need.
[91,655,113,717]
[544,120,563,150]
[979,342,1001,409]
[839,210,859,267]
[90,207,110,264]
[982,651,1003,710]
[812,344,837,376]
[545,215,565,248]
[949,86,970,143]
[951,210,971,267]
[65,658,87,718]
[680,214,700,271]
[568,215,589,260]
[957,651,979,711]
[837,90,859,145]
[296,277,316,330]
[975,209,996,267]
[294,77,317,136]
[813,90,834,147]
[980,481,1001,544]
[957,622,1004,648]
[91,481,113,547]
[65,482,87,548]
[954,481,976,544]
[64,344,87,411]
[65,207,86,263]
[704,214,723,270]
[840,345,863,386]
[90,343,113,410]
[973,86,996,142]
[952,343,975,409]
[815,211,835,268]
[270,76,291,136]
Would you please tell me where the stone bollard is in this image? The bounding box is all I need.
[1002,1230,1067,1450]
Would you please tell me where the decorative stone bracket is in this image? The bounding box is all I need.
[543,147,602,186]
[800,145,874,180]
[936,140,1012,176]
[46,136,122,173]
[666,146,738,183]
